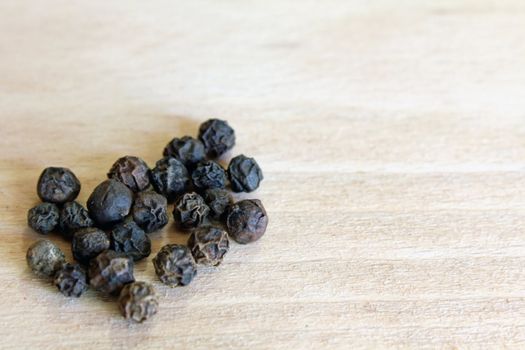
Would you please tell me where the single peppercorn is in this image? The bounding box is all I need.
[89,250,135,295]
[87,179,133,227]
[150,157,190,202]
[37,167,81,204]
[188,226,229,266]
[228,154,264,193]
[131,190,168,233]
[203,188,233,220]
[163,136,205,168]
[226,199,268,244]
[110,220,151,261]
[107,156,151,192]
[27,202,60,234]
[71,227,110,264]
[59,201,94,239]
[119,282,158,323]
[191,161,227,190]
[54,263,88,297]
[198,119,236,158]
[152,244,197,287]
[173,192,210,230]
[26,239,66,278]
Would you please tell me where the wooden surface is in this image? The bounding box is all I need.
[2,1,525,349]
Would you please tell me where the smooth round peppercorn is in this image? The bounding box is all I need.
[54,263,88,297]
[89,250,135,295]
[107,156,151,192]
[150,157,190,203]
[59,201,93,239]
[173,192,210,230]
[27,202,60,234]
[26,239,66,278]
[228,154,264,192]
[119,282,158,323]
[131,190,168,233]
[191,161,227,190]
[188,226,229,266]
[152,244,197,287]
[226,199,268,244]
[110,220,151,261]
[71,227,110,264]
[163,136,205,168]
[203,188,233,220]
[37,167,81,204]
[198,119,236,158]
[87,179,133,227]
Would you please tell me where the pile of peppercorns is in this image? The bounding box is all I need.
[26,119,268,323]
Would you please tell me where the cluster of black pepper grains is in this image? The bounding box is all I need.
[25,119,268,323]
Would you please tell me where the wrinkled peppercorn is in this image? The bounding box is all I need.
[37,167,81,204]
[54,263,88,297]
[150,157,190,202]
[119,282,158,323]
[131,190,168,233]
[152,244,197,287]
[27,203,60,234]
[228,154,264,193]
[72,228,110,264]
[87,179,133,227]
[89,250,135,295]
[198,119,236,158]
[59,201,94,239]
[26,239,66,278]
[226,199,268,244]
[107,156,150,192]
[191,161,227,190]
[173,192,210,230]
[203,188,233,220]
[111,220,151,261]
[163,136,205,168]
[188,226,229,266]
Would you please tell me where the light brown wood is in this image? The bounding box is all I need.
[2,1,525,348]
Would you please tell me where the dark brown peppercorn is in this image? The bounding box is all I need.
[191,161,227,190]
[119,282,158,323]
[107,156,151,192]
[152,244,197,287]
[173,192,210,230]
[59,201,93,239]
[37,167,81,204]
[89,250,135,295]
[226,199,268,244]
[198,119,236,158]
[110,220,151,261]
[87,179,133,227]
[188,226,229,266]
[150,157,190,203]
[203,188,233,220]
[131,190,168,233]
[71,228,110,264]
[228,154,264,192]
[163,136,205,168]
[54,263,88,297]
[26,239,66,278]
[27,202,60,234]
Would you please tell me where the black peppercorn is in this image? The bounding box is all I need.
[131,190,168,233]
[54,263,88,297]
[27,202,60,234]
[173,192,210,230]
[203,188,233,220]
[71,227,110,264]
[119,282,158,323]
[226,199,268,244]
[188,226,229,266]
[107,156,151,192]
[37,167,81,204]
[191,160,227,190]
[89,250,135,295]
[150,157,190,202]
[198,119,236,158]
[163,136,205,168]
[26,239,66,278]
[110,220,151,261]
[87,179,133,227]
[59,201,94,239]
[152,244,197,287]
[228,154,264,192]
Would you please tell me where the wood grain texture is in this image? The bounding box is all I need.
[2,0,525,348]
